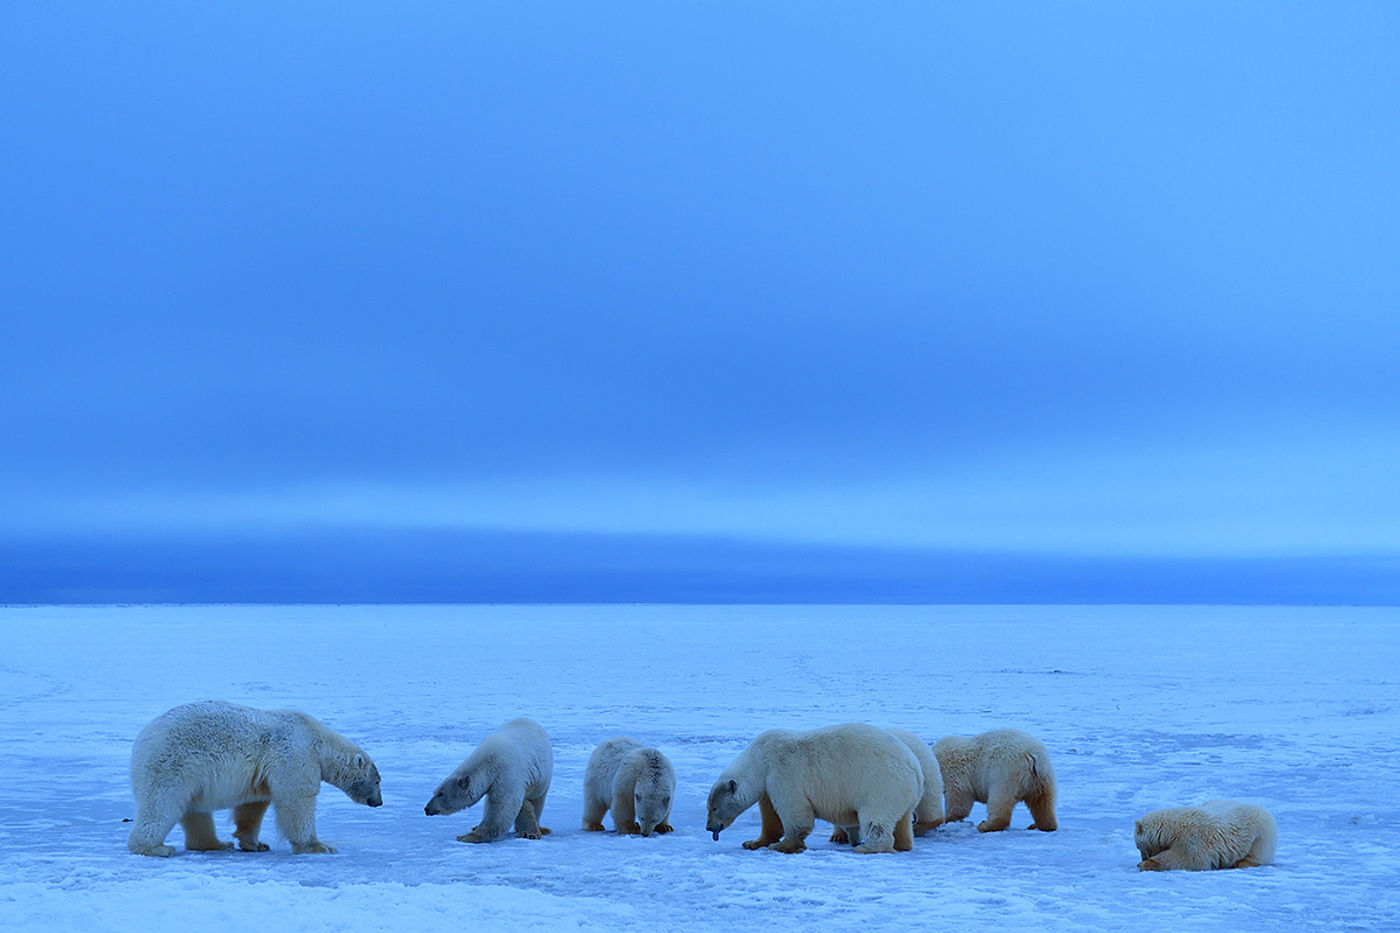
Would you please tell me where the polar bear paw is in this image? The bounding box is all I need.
[292,840,337,854]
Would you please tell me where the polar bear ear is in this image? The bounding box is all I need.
[726,780,737,795]
[353,753,366,769]
[1134,820,1142,833]
[456,775,471,789]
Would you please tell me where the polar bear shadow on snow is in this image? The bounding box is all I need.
[127,700,382,857]
[425,717,554,843]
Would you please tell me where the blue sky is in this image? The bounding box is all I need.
[3,2,1398,602]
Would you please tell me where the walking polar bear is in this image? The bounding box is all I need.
[830,727,944,845]
[424,717,553,843]
[128,700,383,856]
[934,728,1057,832]
[1135,799,1277,870]
[706,723,921,854]
[582,738,676,836]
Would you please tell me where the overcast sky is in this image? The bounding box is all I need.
[3,3,1397,601]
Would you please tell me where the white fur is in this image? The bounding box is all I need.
[705,723,921,854]
[934,728,1057,832]
[830,728,944,846]
[581,737,676,836]
[1135,799,1278,870]
[127,700,382,857]
[424,717,553,843]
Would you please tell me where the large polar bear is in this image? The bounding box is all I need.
[831,727,944,845]
[424,717,553,843]
[1135,799,1277,870]
[705,723,921,854]
[581,737,676,836]
[933,728,1057,832]
[127,700,383,856]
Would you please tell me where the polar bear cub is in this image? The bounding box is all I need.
[1135,799,1277,870]
[706,723,921,854]
[831,727,944,845]
[581,737,676,836]
[934,728,1057,832]
[424,717,553,843]
[128,700,383,856]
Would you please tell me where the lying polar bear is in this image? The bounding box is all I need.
[1135,799,1277,870]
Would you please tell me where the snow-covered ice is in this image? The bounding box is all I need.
[1,604,1396,930]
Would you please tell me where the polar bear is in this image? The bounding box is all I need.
[581,737,676,836]
[705,723,921,854]
[933,728,1057,832]
[831,727,944,845]
[1135,799,1277,870]
[424,717,553,843]
[127,700,382,857]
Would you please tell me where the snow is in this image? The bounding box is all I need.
[1,604,1396,931]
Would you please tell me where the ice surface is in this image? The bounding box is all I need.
[1,604,1396,930]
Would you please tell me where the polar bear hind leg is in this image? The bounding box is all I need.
[234,801,271,851]
[128,793,183,857]
[180,811,233,851]
[893,811,914,851]
[1026,788,1057,831]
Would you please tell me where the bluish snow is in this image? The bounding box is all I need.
[1,604,1396,930]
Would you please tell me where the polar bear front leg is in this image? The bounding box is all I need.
[1137,845,1195,871]
[611,791,640,835]
[233,801,271,851]
[461,789,521,843]
[741,793,785,850]
[765,789,813,854]
[276,793,335,853]
[180,811,234,851]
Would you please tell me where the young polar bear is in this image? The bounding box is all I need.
[581,737,676,836]
[830,727,944,845]
[127,700,383,857]
[705,723,921,854]
[424,717,553,843]
[1135,799,1277,870]
[933,728,1057,832]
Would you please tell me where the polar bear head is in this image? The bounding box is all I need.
[634,752,674,836]
[424,765,486,816]
[1134,814,1173,860]
[343,753,383,807]
[705,778,749,840]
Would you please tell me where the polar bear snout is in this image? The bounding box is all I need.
[366,790,383,807]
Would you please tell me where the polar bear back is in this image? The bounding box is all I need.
[466,717,553,797]
[130,700,323,812]
[936,728,1053,800]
